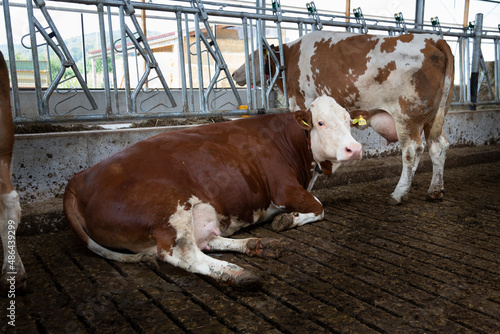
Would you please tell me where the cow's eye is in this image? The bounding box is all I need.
[318,121,324,126]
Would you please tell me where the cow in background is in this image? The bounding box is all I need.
[233,31,454,205]
[64,95,362,289]
[0,51,26,294]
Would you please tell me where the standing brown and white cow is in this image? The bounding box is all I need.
[0,51,26,293]
[64,95,361,289]
[233,31,454,205]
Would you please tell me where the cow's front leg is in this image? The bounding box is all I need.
[207,236,283,258]
[272,210,324,232]
[270,188,324,232]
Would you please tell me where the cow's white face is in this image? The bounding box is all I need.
[300,95,362,164]
[232,49,262,86]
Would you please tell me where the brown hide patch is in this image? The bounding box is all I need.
[319,161,333,175]
[374,61,396,84]
[380,34,414,53]
[155,227,177,258]
[309,35,378,109]
[413,39,447,107]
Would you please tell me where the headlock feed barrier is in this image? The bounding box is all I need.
[2,0,500,123]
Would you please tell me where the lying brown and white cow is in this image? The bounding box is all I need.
[0,51,26,293]
[233,31,454,205]
[64,95,361,289]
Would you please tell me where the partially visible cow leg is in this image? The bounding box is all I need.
[207,236,282,258]
[270,192,324,232]
[389,134,425,205]
[424,125,450,202]
[157,199,262,290]
[272,211,324,232]
[159,242,262,289]
[1,190,27,293]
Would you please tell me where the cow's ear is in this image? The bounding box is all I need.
[349,110,370,129]
[294,110,312,130]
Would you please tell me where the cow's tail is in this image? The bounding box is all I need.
[436,39,455,111]
[63,181,155,264]
[436,39,454,115]
[427,39,454,140]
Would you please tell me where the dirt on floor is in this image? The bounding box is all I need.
[1,150,499,333]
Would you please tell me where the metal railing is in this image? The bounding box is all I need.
[2,0,500,123]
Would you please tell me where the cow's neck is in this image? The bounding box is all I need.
[303,128,323,175]
[270,115,315,189]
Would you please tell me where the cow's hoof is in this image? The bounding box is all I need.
[387,197,402,206]
[246,238,282,258]
[230,271,263,291]
[272,213,294,232]
[426,190,444,202]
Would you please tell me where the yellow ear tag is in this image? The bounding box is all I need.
[301,120,310,127]
[352,115,367,126]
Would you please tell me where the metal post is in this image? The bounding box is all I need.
[97,4,112,116]
[257,0,265,43]
[119,5,132,113]
[458,37,467,103]
[176,11,188,112]
[469,13,483,110]
[107,5,119,114]
[81,14,87,83]
[242,17,252,109]
[194,13,205,111]
[26,0,44,116]
[184,12,195,112]
[415,0,425,30]
[249,18,257,108]
[2,0,21,118]
[495,38,500,102]
[256,19,266,109]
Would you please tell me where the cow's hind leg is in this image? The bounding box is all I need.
[424,122,449,202]
[159,243,262,290]
[1,190,27,294]
[156,199,262,290]
[389,128,425,205]
[207,236,283,258]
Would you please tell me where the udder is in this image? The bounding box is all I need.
[192,203,220,251]
[369,110,398,143]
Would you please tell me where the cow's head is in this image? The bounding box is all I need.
[295,95,363,166]
[232,48,268,86]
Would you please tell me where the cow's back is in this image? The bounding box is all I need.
[284,31,449,116]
